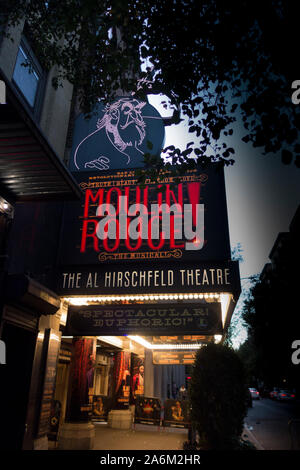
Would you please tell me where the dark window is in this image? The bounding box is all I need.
[12,37,45,119]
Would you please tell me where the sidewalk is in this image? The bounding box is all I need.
[242,425,264,450]
[92,422,188,450]
[50,421,261,450]
[92,422,262,451]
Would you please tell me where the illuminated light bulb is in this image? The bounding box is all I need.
[214,335,222,344]
[179,294,183,300]
[194,294,199,299]
[199,294,203,299]
[188,294,193,299]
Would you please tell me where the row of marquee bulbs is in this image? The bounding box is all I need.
[65,292,221,305]
[61,335,224,348]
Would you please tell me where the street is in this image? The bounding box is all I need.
[244,398,300,450]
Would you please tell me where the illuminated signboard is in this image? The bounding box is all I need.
[151,335,207,344]
[57,260,240,296]
[70,97,165,171]
[152,351,196,365]
[64,302,223,336]
[58,165,231,266]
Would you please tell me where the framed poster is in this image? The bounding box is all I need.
[163,399,190,428]
[113,351,131,409]
[134,397,161,426]
[131,355,144,401]
[92,395,112,421]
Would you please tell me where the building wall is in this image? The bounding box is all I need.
[39,65,73,158]
[0,22,24,80]
[0,21,75,450]
[0,22,73,159]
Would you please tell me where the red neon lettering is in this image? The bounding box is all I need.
[80,219,99,252]
[83,189,104,218]
[187,182,201,226]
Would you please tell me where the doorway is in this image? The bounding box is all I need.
[0,322,37,449]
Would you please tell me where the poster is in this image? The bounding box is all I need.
[134,397,161,426]
[131,355,144,400]
[113,351,131,409]
[92,395,112,421]
[163,399,190,428]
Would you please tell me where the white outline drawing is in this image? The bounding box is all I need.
[73,97,162,170]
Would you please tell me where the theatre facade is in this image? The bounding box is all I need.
[1,93,241,450]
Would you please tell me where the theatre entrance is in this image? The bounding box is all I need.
[51,292,232,449]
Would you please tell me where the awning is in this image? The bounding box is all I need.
[0,70,82,203]
[4,274,61,316]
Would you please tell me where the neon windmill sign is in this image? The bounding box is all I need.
[71,97,165,171]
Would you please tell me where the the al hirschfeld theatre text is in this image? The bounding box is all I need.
[60,265,233,292]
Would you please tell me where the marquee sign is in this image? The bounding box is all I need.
[57,260,240,296]
[70,98,165,171]
[58,165,231,266]
[64,302,222,336]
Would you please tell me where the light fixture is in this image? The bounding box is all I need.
[97,336,123,348]
[0,197,13,217]
[220,293,231,327]
[64,292,229,308]
[128,335,203,350]
[214,335,223,344]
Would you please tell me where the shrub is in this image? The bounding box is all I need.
[190,343,248,449]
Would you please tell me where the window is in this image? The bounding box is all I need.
[12,37,45,118]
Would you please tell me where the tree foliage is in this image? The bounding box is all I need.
[2,0,300,174]
[190,343,249,449]
[241,271,300,390]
